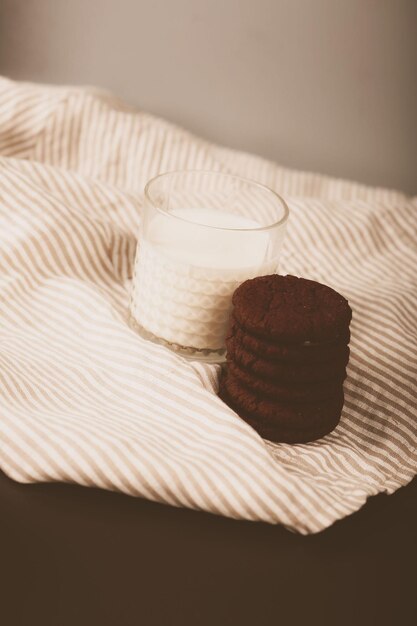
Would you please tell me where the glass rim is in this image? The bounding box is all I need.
[144,169,290,232]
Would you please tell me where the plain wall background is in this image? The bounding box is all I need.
[0,0,416,193]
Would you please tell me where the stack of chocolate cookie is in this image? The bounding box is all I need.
[219,275,352,443]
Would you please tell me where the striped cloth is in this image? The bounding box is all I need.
[0,77,416,534]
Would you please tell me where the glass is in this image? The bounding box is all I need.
[129,170,289,362]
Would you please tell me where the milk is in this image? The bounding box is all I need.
[130,208,277,353]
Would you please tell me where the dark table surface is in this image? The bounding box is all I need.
[1,469,416,626]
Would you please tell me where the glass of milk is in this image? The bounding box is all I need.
[130,170,289,362]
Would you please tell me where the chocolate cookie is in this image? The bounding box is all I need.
[232,275,352,344]
[219,372,343,443]
[219,388,342,443]
[226,338,349,383]
[227,316,350,364]
[226,361,343,403]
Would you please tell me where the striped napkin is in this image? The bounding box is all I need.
[0,77,416,534]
